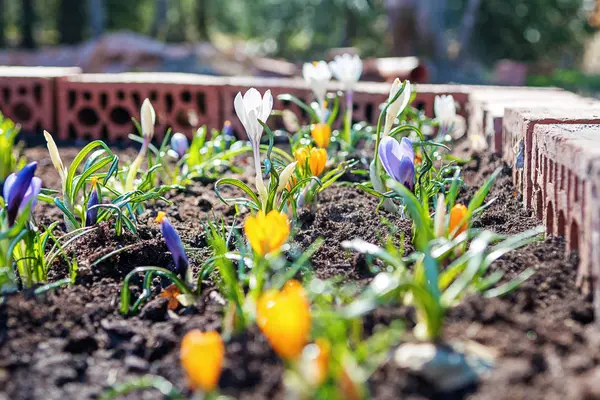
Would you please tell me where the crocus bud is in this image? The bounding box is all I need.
[311,123,331,148]
[244,210,290,257]
[433,193,446,238]
[294,147,327,177]
[180,330,224,393]
[141,98,156,140]
[43,131,66,182]
[223,120,235,149]
[378,136,415,190]
[300,338,330,386]
[449,204,468,238]
[156,211,189,277]
[170,132,189,158]
[257,280,311,360]
[277,162,298,194]
[3,162,41,226]
[85,177,101,227]
[383,79,411,136]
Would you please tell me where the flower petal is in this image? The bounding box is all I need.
[260,90,273,123]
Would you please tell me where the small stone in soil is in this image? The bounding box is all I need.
[139,297,169,322]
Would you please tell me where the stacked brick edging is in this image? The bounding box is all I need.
[0,66,80,134]
[2,67,600,316]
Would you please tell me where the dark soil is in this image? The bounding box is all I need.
[0,145,598,400]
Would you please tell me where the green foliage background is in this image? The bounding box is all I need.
[0,0,594,66]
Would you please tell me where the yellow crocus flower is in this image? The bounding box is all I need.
[311,123,331,148]
[449,203,468,238]
[180,330,224,393]
[244,210,290,256]
[256,280,311,360]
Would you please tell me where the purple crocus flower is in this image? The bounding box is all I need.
[85,177,102,227]
[378,136,415,190]
[3,162,42,226]
[156,211,189,277]
[170,133,189,158]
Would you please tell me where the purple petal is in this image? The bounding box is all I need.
[85,185,100,227]
[395,156,415,190]
[3,173,16,201]
[378,136,415,190]
[171,133,189,158]
[160,217,189,277]
[6,162,37,225]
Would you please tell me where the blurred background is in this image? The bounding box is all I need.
[1,0,600,91]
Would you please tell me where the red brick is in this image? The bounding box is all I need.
[532,124,600,298]
[0,66,80,134]
[503,107,600,212]
[56,73,225,142]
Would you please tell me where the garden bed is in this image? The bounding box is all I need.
[0,143,597,400]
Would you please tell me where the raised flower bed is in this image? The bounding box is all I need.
[0,61,599,399]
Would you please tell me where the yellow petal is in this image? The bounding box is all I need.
[180,330,224,392]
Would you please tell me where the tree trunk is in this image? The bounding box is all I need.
[58,0,87,44]
[0,0,5,48]
[87,0,106,39]
[385,0,418,56]
[20,0,36,49]
[151,0,168,39]
[457,0,482,59]
[195,0,209,40]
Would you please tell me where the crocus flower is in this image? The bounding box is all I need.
[222,120,235,149]
[383,79,411,136]
[378,136,415,190]
[180,330,224,392]
[433,193,446,238]
[257,280,311,360]
[244,210,290,257]
[170,132,189,158]
[3,162,41,226]
[434,95,456,126]
[300,338,331,386]
[449,203,468,238]
[141,98,156,139]
[234,88,273,175]
[303,61,332,122]
[156,211,189,277]
[294,147,327,177]
[85,177,101,227]
[126,99,156,192]
[311,123,331,148]
[328,53,362,90]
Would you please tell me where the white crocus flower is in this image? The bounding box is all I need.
[329,53,362,89]
[141,98,156,140]
[234,88,273,208]
[234,88,273,174]
[383,79,411,136]
[302,61,332,121]
[434,95,456,126]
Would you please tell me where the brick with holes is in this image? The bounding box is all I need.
[56,73,224,142]
[503,106,600,213]
[532,124,600,300]
[0,66,80,135]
